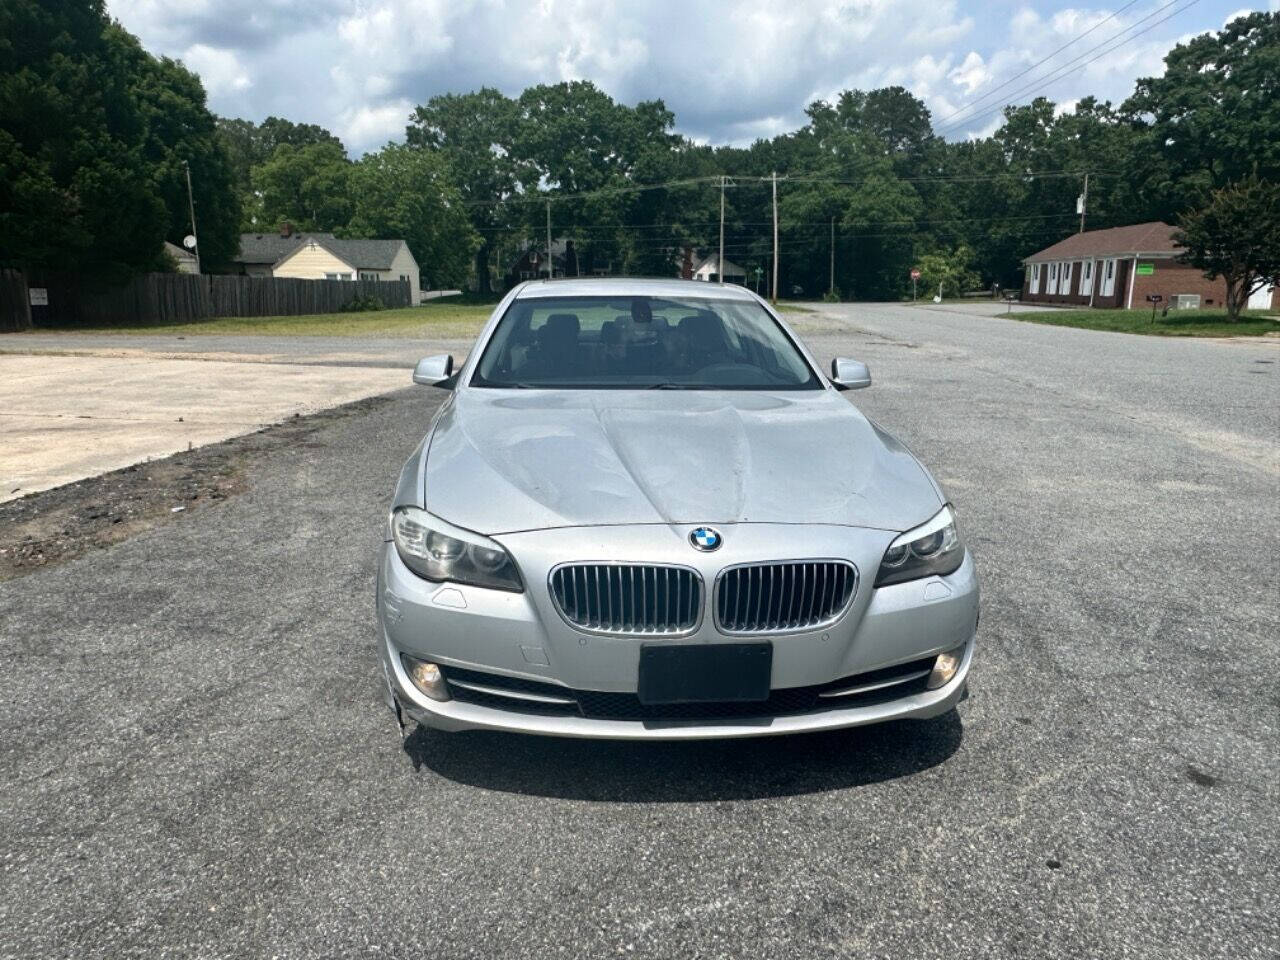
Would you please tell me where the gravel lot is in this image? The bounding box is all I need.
[2,302,1277,959]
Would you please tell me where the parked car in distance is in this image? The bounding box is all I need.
[377,278,978,739]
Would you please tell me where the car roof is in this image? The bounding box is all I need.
[512,277,760,302]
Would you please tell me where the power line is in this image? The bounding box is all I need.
[456,169,1123,214]
[935,0,1202,136]
[931,0,1144,129]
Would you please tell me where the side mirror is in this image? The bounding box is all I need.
[830,357,871,391]
[412,354,454,387]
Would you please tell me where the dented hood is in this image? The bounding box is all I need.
[423,388,942,535]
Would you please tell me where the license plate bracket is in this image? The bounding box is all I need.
[637,643,773,705]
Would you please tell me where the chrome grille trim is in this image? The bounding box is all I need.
[549,563,702,636]
[714,560,858,634]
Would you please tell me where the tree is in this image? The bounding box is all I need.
[406,89,523,293]
[1124,11,1280,216]
[217,115,343,226]
[0,0,166,278]
[251,141,353,232]
[346,144,478,290]
[1173,176,1280,320]
[107,26,240,269]
[914,245,980,299]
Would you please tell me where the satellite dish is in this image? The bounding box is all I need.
[182,235,197,250]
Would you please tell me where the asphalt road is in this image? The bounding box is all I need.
[2,303,1277,958]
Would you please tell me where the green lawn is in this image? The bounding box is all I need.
[32,301,495,338]
[1013,307,1280,338]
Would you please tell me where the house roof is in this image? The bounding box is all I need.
[694,254,747,277]
[236,232,407,270]
[163,241,196,261]
[1023,222,1181,263]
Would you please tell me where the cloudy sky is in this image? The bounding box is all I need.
[108,0,1274,154]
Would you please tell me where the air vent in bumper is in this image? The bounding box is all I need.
[440,657,934,722]
[549,563,701,635]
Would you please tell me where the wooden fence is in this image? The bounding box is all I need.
[15,272,411,328]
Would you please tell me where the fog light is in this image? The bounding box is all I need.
[400,654,450,702]
[926,643,966,690]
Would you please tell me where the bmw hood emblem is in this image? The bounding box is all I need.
[689,526,722,552]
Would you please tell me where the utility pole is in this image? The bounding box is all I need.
[829,216,835,297]
[183,160,201,274]
[718,176,727,285]
[545,199,552,279]
[770,171,779,305]
[1078,171,1089,234]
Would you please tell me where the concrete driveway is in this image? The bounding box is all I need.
[1,303,1277,958]
[0,335,468,502]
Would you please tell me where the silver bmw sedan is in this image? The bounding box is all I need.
[377,278,978,739]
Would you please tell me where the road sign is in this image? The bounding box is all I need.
[1136,263,1154,276]
[28,287,48,306]
[910,268,921,279]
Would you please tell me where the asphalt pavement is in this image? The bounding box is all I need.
[2,303,1277,958]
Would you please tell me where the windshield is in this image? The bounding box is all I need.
[471,295,820,390]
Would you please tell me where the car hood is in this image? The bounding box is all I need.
[423,388,942,535]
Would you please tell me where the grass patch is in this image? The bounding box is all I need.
[31,301,494,338]
[1013,307,1280,338]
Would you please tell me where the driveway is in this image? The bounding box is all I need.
[1,303,1277,958]
[0,333,468,502]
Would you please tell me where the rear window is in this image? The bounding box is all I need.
[471,295,820,390]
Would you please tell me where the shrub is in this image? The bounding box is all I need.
[341,294,385,312]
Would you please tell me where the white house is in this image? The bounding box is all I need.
[163,241,199,274]
[232,227,421,302]
[691,253,747,284]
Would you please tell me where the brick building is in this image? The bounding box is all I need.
[1021,221,1277,311]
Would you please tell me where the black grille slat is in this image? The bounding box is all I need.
[716,561,857,633]
[551,564,700,635]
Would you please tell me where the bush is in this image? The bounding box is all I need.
[341,294,385,312]
[822,289,841,303]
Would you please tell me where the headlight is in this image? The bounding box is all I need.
[874,504,965,587]
[390,506,524,592]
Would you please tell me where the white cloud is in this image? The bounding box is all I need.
[948,52,990,95]
[106,0,1248,153]
[180,44,251,96]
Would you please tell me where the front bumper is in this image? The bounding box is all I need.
[376,523,979,740]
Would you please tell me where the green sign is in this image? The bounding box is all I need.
[1136,263,1155,276]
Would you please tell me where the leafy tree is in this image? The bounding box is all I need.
[1124,11,1280,216]
[406,88,523,293]
[913,245,980,299]
[1173,176,1280,320]
[345,143,478,289]
[0,0,166,278]
[217,115,343,226]
[107,26,240,269]
[250,141,353,232]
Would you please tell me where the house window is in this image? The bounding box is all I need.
[325,272,343,281]
[399,274,409,283]
[359,272,378,281]
[1080,260,1094,297]
[1100,258,1116,297]
[1030,263,1041,294]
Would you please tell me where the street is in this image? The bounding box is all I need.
[2,303,1277,958]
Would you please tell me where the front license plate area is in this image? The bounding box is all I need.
[638,643,772,705]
